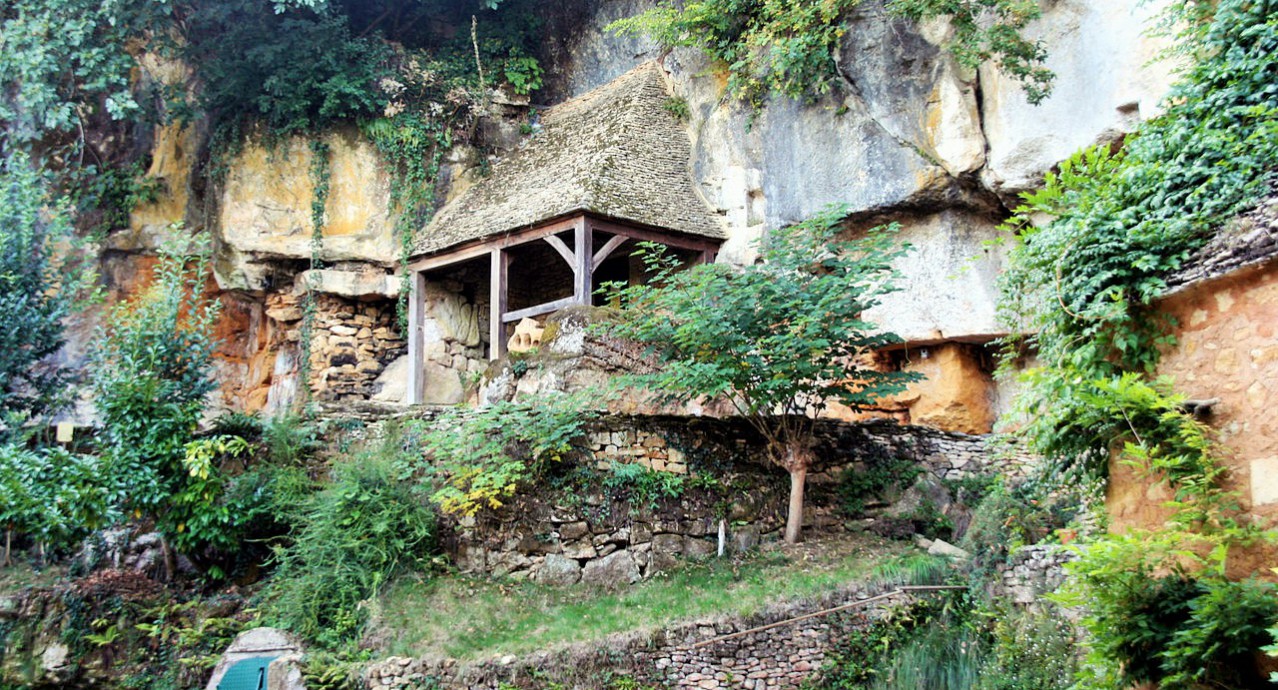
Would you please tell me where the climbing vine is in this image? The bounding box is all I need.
[998,0,1278,480]
[996,2,1278,685]
[297,140,332,410]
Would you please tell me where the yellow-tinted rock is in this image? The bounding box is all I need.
[127,122,197,246]
[219,128,397,268]
[897,343,995,434]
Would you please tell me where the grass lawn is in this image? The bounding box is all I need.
[370,532,911,661]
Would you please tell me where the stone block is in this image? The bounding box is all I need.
[1251,457,1278,506]
[532,553,582,586]
[581,550,640,587]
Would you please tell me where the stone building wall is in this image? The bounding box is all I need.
[1107,193,1278,577]
[364,583,924,690]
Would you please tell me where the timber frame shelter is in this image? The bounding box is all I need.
[401,63,727,404]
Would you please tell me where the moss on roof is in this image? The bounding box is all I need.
[413,62,726,257]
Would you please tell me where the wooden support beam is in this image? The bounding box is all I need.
[489,248,508,361]
[592,235,629,270]
[700,248,718,265]
[405,270,425,405]
[573,217,593,304]
[408,216,583,272]
[502,296,578,323]
[587,216,722,254]
[543,235,576,271]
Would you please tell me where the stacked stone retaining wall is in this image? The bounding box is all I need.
[363,583,926,689]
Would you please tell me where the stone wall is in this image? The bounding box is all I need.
[993,544,1078,606]
[363,583,924,690]
[441,416,1018,585]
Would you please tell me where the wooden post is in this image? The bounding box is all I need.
[406,270,426,404]
[490,248,508,360]
[574,218,593,305]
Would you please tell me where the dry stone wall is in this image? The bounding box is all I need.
[439,416,1019,585]
[363,583,923,690]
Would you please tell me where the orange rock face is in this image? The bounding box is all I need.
[826,342,997,434]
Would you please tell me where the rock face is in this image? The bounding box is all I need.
[216,128,398,291]
[551,0,1177,341]
[87,0,1178,419]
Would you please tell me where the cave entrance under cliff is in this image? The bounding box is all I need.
[403,211,719,404]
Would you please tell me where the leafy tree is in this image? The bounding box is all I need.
[88,233,220,574]
[601,205,920,543]
[0,151,97,426]
[0,0,168,143]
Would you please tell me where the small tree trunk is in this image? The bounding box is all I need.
[782,443,814,545]
[160,535,176,582]
[3,527,11,567]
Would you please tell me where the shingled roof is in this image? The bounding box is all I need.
[412,62,726,257]
[1165,188,1278,293]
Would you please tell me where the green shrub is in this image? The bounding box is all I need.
[422,392,597,516]
[0,151,98,425]
[88,234,221,554]
[210,411,265,440]
[262,413,323,466]
[264,442,437,647]
[183,1,393,137]
[836,451,921,517]
[975,607,1077,690]
[0,443,114,560]
[1058,531,1278,690]
[602,462,687,510]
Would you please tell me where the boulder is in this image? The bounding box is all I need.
[371,355,409,403]
[581,550,640,587]
[533,554,583,586]
[927,539,972,561]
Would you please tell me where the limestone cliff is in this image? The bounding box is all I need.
[74,0,1176,432]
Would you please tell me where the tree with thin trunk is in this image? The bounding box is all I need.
[601,204,921,543]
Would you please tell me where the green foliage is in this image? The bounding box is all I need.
[608,0,1052,111]
[262,413,323,466]
[1058,542,1278,690]
[602,462,688,509]
[168,435,252,563]
[0,442,114,556]
[210,410,265,440]
[999,0,1278,479]
[601,205,919,462]
[421,392,597,516]
[607,0,864,109]
[975,607,1077,690]
[264,438,437,647]
[184,2,392,137]
[837,453,921,517]
[991,8,1278,684]
[0,0,166,142]
[88,234,220,542]
[662,96,690,121]
[958,482,1049,570]
[0,151,97,424]
[890,0,1053,104]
